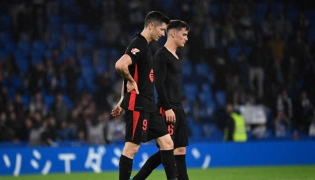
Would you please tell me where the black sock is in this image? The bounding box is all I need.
[160,149,177,180]
[133,151,161,180]
[175,155,189,180]
[119,155,133,180]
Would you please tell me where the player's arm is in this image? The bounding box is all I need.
[154,53,176,124]
[115,54,139,94]
[112,54,137,117]
[111,81,125,117]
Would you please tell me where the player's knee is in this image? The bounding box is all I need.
[122,143,140,158]
[157,135,174,150]
[174,147,186,155]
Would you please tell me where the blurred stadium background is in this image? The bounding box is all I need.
[0,0,315,179]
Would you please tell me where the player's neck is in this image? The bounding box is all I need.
[140,29,152,44]
[164,41,178,54]
[164,41,179,59]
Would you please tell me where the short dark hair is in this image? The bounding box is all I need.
[144,11,170,27]
[166,20,190,32]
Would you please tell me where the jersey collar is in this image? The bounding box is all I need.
[136,33,149,44]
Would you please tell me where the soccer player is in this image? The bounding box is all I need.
[111,11,177,180]
[132,20,190,180]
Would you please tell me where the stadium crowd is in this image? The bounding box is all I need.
[0,0,315,146]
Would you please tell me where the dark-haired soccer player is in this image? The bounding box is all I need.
[111,11,178,180]
[132,20,190,180]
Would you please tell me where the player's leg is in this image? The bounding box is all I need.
[133,147,189,180]
[173,108,189,180]
[120,142,140,180]
[132,151,161,180]
[156,134,177,180]
[133,146,189,180]
[174,147,189,180]
[120,110,148,180]
[150,111,177,180]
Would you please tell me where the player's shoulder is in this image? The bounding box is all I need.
[130,36,148,48]
[127,37,149,55]
[155,46,168,56]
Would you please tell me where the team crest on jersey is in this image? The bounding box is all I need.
[131,48,140,55]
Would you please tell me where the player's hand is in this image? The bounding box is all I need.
[165,109,176,124]
[111,106,123,117]
[127,80,139,94]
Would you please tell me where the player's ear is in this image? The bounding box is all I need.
[149,22,154,30]
[171,30,176,38]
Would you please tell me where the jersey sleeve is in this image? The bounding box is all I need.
[154,51,172,110]
[125,41,146,64]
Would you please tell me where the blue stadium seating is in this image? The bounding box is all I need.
[81,41,94,57]
[62,23,76,38]
[62,49,75,59]
[86,30,98,44]
[48,14,61,32]
[271,2,284,19]
[0,14,12,32]
[256,2,269,14]
[215,90,226,108]
[0,50,6,59]
[81,67,94,81]
[183,83,198,102]
[7,87,16,101]
[60,76,67,91]
[209,3,219,17]
[4,40,15,54]
[50,31,61,42]
[44,49,52,59]
[17,40,31,56]
[95,65,108,75]
[228,46,241,61]
[31,50,43,65]
[286,11,298,24]
[305,10,315,23]
[255,2,268,28]
[201,83,212,92]
[194,62,215,84]
[195,62,209,77]
[182,60,192,77]
[308,27,315,45]
[0,32,11,44]
[9,76,24,90]
[109,48,120,59]
[59,0,77,9]
[76,23,88,39]
[62,94,75,109]
[80,56,93,67]
[66,39,77,53]
[76,76,85,92]
[190,124,203,137]
[244,46,252,55]
[198,92,213,104]
[32,40,46,53]
[14,51,29,74]
[44,94,55,112]
[81,66,96,93]
[0,0,312,143]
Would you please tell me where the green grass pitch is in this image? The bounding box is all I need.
[1,165,314,180]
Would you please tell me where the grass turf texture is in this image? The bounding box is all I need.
[1,165,314,180]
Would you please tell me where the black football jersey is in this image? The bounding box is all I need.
[154,46,183,110]
[121,33,156,112]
